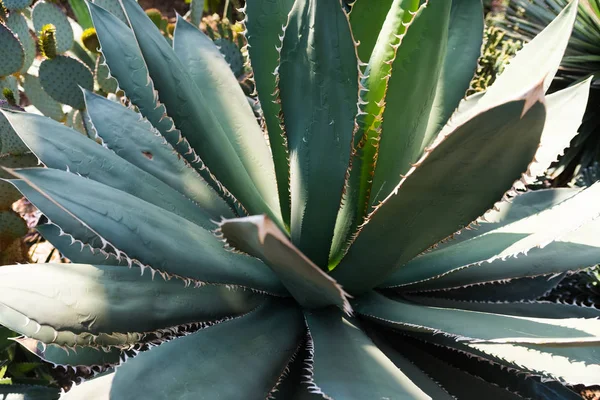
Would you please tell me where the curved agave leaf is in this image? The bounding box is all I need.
[0,263,264,347]
[334,90,547,294]
[82,91,234,220]
[386,182,600,290]
[303,308,443,399]
[119,0,283,226]
[0,384,60,400]
[218,215,351,313]
[349,0,396,62]
[107,300,303,400]
[7,168,286,294]
[354,292,600,344]
[1,109,214,229]
[278,0,359,267]
[243,0,295,226]
[17,339,124,368]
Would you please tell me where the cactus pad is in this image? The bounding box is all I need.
[0,76,20,105]
[0,23,25,77]
[93,0,128,25]
[1,0,33,11]
[214,38,244,78]
[65,108,86,134]
[23,73,65,121]
[95,55,118,94]
[6,12,35,73]
[39,55,93,110]
[32,1,74,54]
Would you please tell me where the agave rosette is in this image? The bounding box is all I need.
[0,0,599,399]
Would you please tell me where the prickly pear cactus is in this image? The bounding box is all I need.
[0,22,24,77]
[5,12,35,73]
[0,0,32,11]
[22,73,64,122]
[32,1,74,54]
[40,55,94,110]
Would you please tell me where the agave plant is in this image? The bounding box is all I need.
[493,0,600,185]
[1,0,600,399]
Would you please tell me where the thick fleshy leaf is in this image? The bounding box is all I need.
[86,3,227,204]
[385,182,600,289]
[329,0,421,264]
[243,0,296,226]
[218,215,351,313]
[18,339,123,368]
[349,0,395,62]
[354,292,600,344]
[36,224,126,266]
[108,299,304,400]
[0,263,264,347]
[411,274,566,302]
[370,0,452,206]
[278,0,358,268]
[119,0,283,225]
[333,87,547,294]
[1,109,213,228]
[389,335,524,400]
[423,0,484,141]
[303,308,434,399]
[82,91,234,220]
[8,168,286,295]
[405,296,600,319]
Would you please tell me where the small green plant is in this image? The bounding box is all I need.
[1,0,600,399]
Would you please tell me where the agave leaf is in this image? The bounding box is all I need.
[333,87,547,294]
[370,0,452,206]
[119,0,283,226]
[385,182,600,290]
[423,0,484,140]
[106,299,304,400]
[405,296,600,319]
[218,215,351,313]
[349,0,396,62]
[389,335,524,400]
[82,91,234,220]
[36,224,126,266]
[0,263,265,347]
[243,0,295,226]
[7,169,286,295]
[1,109,214,229]
[0,384,60,400]
[329,0,421,264]
[17,339,123,368]
[354,292,600,344]
[412,274,567,303]
[86,3,227,203]
[303,308,434,399]
[278,0,358,267]
[172,17,279,218]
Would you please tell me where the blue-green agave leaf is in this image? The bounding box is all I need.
[303,308,436,399]
[218,215,351,313]
[82,90,234,221]
[0,384,60,400]
[0,263,265,347]
[333,88,547,294]
[278,0,358,267]
[17,338,123,368]
[7,168,286,295]
[107,299,304,400]
[119,0,283,226]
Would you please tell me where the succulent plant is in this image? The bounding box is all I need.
[1,0,600,399]
[493,0,600,186]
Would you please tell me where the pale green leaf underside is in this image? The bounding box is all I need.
[218,215,351,313]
